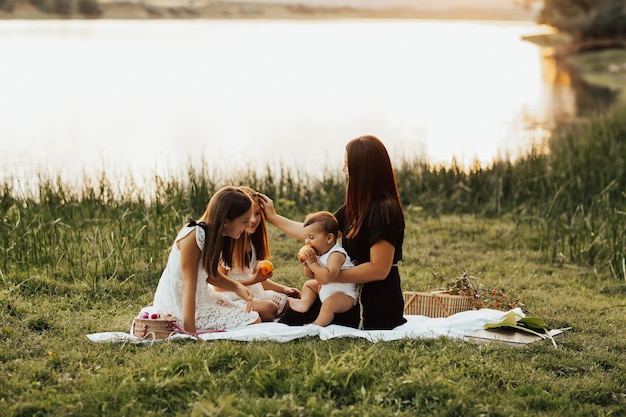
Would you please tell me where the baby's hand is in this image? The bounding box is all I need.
[303,251,317,265]
[297,245,309,263]
[297,245,317,265]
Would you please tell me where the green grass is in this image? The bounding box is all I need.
[0,105,625,415]
[1,211,625,416]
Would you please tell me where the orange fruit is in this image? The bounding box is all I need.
[297,245,309,262]
[257,260,273,277]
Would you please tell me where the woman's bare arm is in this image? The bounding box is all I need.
[258,193,304,240]
[317,240,395,285]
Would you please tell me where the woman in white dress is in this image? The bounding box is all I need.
[215,187,300,321]
[149,186,261,333]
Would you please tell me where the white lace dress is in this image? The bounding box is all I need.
[217,241,288,315]
[148,225,259,330]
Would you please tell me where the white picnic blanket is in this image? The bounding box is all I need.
[87,308,523,343]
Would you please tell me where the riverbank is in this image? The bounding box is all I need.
[1,0,537,21]
[523,32,626,106]
[568,49,626,106]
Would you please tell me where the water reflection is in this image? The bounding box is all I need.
[0,19,616,191]
[539,54,577,125]
[558,62,617,118]
[539,54,616,126]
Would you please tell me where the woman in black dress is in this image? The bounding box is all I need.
[259,135,406,330]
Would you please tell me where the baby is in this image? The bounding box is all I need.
[290,211,356,326]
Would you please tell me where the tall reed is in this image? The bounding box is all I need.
[393,109,625,279]
[541,109,626,278]
[1,107,624,287]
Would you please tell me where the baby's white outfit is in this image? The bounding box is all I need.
[149,224,259,330]
[216,241,289,315]
[317,243,357,302]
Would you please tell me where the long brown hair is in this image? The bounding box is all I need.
[344,135,403,238]
[230,186,271,271]
[197,186,253,280]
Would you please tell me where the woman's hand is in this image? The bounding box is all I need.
[257,193,276,221]
[256,193,306,240]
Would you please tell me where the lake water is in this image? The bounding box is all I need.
[0,19,597,189]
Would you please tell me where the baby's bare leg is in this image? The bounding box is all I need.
[288,279,319,313]
[312,293,355,327]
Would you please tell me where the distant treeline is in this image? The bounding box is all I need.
[0,0,101,15]
[539,0,626,46]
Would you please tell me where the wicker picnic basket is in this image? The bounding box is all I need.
[131,317,178,340]
[403,291,476,318]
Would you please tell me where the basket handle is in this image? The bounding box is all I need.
[403,292,417,313]
[432,293,450,317]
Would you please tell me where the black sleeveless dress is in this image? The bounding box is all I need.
[279,203,406,330]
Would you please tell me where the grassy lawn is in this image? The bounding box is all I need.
[1,66,624,414]
[1,207,624,416]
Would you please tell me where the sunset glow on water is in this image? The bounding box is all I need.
[1,19,573,189]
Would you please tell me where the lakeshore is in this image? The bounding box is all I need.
[1,6,625,413]
[522,32,626,107]
[1,0,538,21]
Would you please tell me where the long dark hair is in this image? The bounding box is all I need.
[230,186,271,271]
[198,186,252,280]
[344,135,403,238]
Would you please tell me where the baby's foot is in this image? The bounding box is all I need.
[288,297,309,313]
